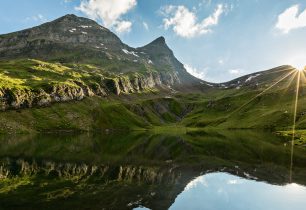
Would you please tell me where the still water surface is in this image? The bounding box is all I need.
[0,130,306,209]
[169,172,306,210]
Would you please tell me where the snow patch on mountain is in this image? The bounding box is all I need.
[122,49,139,57]
[245,74,261,82]
[69,28,77,33]
[79,25,92,28]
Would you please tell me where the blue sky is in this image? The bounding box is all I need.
[1,0,306,82]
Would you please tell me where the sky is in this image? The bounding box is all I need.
[0,0,306,83]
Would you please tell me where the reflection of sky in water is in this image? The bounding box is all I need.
[169,172,306,210]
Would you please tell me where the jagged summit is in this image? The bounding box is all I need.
[51,14,107,30]
[54,14,81,22]
[149,36,166,45]
[61,14,78,19]
[140,36,169,51]
[0,14,203,86]
[0,14,127,61]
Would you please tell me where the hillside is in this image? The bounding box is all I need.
[0,14,206,111]
[0,14,305,134]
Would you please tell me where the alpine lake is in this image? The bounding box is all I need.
[0,129,306,210]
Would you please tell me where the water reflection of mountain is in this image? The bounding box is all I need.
[0,130,306,209]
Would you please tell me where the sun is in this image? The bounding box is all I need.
[297,68,304,72]
[292,64,305,71]
[289,57,306,71]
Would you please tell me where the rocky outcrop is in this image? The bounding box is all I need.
[0,71,180,111]
[0,157,189,210]
[0,158,181,185]
[0,85,85,110]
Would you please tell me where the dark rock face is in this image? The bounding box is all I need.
[137,36,200,85]
[0,157,189,210]
[0,14,125,60]
[0,158,181,184]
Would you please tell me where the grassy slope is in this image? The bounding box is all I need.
[179,74,306,131]
[1,88,305,134]
[0,94,190,133]
[0,59,159,92]
[1,59,306,133]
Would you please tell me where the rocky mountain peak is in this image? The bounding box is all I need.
[151,36,166,45]
[138,36,172,58]
[59,14,79,20]
[0,14,203,88]
[142,36,169,50]
[0,14,124,60]
[51,14,105,30]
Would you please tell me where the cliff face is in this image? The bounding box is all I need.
[0,158,181,184]
[0,70,180,111]
[0,14,125,60]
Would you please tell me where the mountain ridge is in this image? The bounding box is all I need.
[0,14,297,85]
[0,14,208,111]
[1,14,305,134]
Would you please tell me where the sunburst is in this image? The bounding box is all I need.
[289,68,304,183]
[228,69,296,117]
[225,66,305,183]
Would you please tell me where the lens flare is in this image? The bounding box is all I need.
[224,65,305,183]
[290,70,301,183]
[228,70,295,117]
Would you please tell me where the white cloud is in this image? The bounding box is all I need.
[184,64,206,80]
[185,176,208,191]
[218,59,224,65]
[276,5,306,33]
[114,20,132,33]
[161,4,224,38]
[25,14,46,22]
[229,68,244,75]
[143,21,149,30]
[227,179,244,185]
[76,0,137,33]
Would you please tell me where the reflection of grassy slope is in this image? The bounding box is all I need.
[278,130,306,146]
[0,95,189,133]
[1,130,306,209]
[1,130,306,167]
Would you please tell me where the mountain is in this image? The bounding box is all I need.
[0,14,208,111]
[219,65,296,90]
[0,14,305,133]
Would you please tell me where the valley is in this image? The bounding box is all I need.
[0,13,306,210]
[0,15,305,137]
